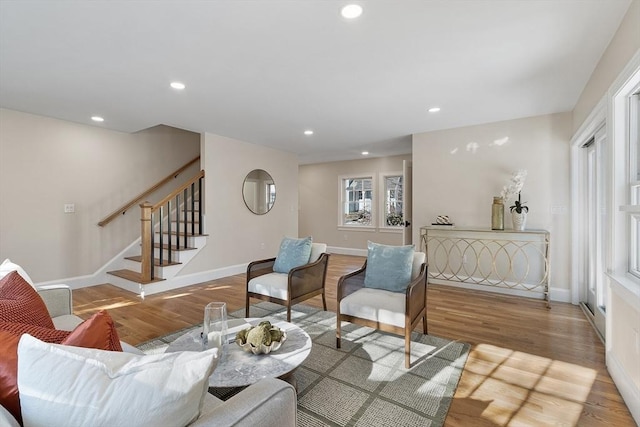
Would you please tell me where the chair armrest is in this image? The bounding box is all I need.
[289,253,330,299]
[191,378,296,427]
[336,260,367,302]
[247,257,276,282]
[36,285,73,318]
[406,263,428,321]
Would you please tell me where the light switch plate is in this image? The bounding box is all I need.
[64,203,75,213]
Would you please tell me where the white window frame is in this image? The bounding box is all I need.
[611,59,640,286]
[338,174,376,229]
[625,91,640,279]
[379,172,403,233]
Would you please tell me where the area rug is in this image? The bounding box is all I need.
[137,302,470,427]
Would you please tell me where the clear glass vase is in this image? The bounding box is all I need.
[202,302,227,353]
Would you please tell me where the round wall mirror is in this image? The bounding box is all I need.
[242,169,276,215]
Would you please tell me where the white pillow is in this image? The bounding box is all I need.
[17,334,218,427]
[0,258,35,286]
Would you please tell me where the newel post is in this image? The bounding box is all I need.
[140,202,153,282]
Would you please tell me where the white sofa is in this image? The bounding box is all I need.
[0,283,297,427]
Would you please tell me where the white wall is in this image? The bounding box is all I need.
[177,132,299,275]
[412,113,572,301]
[0,109,200,282]
[573,0,640,132]
[299,155,410,253]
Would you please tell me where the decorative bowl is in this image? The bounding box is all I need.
[235,330,287,355]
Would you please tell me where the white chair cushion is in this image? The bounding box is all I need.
[309,243,327,263]
[411,252,426,280]
[248,272,289,300]
[340,288,406,328]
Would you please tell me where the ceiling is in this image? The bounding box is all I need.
[0,1,632,164]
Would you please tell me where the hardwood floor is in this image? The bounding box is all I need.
[73,254,635,427]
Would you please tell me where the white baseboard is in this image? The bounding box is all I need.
[607,350,640,425]
[428,278,571,303]
[328,246,367,257]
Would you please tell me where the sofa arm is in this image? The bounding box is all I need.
[36,285,73,318]
[191,378,296,427]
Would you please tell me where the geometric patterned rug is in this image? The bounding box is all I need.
[137,302,470,427]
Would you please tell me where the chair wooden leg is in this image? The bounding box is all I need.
[287,306,291,322]
[423,313,428,334]
[405,330,411,369]
[322,291,327,312]
[245,295,250,318]
[336,316,341,349]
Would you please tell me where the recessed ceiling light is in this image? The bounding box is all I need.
[361,151,369,156]
[428,107,441,113]
[304,130,314,136]
[170,82,186,90]
[341,4,363,19]
[91,116,104,122]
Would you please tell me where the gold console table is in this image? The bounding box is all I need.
[420,226,550,306]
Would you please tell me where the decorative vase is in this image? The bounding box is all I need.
[512,211,527,231]
[491,196,504,230]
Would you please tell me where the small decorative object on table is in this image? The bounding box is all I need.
[235,320,287,355]
[432,215,454,226]
[510,192,528,231]
[491,197,504,230]
[499,169,528,231]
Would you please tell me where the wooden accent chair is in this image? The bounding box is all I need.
[246,243,330,322]
[336,251,427,368]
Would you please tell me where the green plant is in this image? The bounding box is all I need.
[510,193,529,214]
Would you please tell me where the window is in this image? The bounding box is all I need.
[340,175,373,227]
[382,174,404,227]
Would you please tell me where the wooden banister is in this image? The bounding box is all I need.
[139,170,205,282]
[152,170,205,211]
[98,156,200,227]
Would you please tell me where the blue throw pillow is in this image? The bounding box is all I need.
[273,237,313,273]
[364,241,415,293]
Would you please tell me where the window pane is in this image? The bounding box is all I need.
[342,177,372,226]
[632,214,640,279]
[384,175,403,227]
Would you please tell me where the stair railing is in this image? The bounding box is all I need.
[98,156,200,227]
[140,170,205,282]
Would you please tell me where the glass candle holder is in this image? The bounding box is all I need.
[202,302,227,352]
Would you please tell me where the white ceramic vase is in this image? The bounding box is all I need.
[512,211,527,231]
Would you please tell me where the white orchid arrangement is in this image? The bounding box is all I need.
[500,169,527,202]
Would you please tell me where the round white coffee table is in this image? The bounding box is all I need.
[167,318,312,388]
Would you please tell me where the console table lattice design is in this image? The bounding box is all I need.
[420,227,550,306]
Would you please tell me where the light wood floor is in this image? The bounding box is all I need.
[73,254,635,427]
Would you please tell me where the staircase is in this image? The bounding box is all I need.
[100,164,207,297]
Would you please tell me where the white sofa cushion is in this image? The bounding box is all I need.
[0,404,19,427]
[340,287,406,328]
[0,259,34,287]
[17,334,219,427]
[248,272,289,300]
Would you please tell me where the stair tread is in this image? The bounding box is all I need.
[124,256,182,267]
[107,269,165,284]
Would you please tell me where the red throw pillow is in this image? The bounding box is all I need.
[0,310,123,423]
[62,309,123,352]
[0,271,54,329]
[0,321,71,343]
[0,331,22,425]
